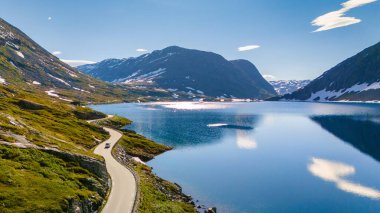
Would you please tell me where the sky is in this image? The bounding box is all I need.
[1,0,379,80]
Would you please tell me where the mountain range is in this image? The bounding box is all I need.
[78,46,277,99]
[277,42,380,102]
[3,16,380,103]
[269,80,311,95]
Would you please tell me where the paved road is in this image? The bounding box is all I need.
[94,126,137,213]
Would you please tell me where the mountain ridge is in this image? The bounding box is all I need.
[0,18,130,103]
[79,46,276,99]
[269,80,311,95]
[276,41,380,102]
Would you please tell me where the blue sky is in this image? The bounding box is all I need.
[1,0,379,80]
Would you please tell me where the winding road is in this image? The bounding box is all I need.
[93,125,137,213]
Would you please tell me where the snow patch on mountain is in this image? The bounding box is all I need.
[0,76,6,84]
[47,74,71,87]
[196,90,204,94]
[45,90,72,102]
[307,89,344,101]
[0,24,15,40]
[15,50,24,58]
[9,61,17,68]
[122,68,166,84]
[148,54,171,64]
[6,41,19,50]
[45,90,59,97]
[307,81,380,101]
[73,87,90,93]
[68,72,78,78]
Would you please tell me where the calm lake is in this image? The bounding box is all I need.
[92,102,380,213]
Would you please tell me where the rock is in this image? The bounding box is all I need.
[205,207,217,213]
[42,148,109,196]
[17,99,46,110]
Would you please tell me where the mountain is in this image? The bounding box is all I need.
[311,115,380,163]
[78,46,276,99]
[0,18,195,212]
[0,18,129,103]
[277,42,380,102]
[269,80,311,95]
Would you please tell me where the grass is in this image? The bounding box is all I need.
[0,84,112,212]
[133,163,196,213]
[0,145,105,213]
[95,115,132,129]
[118,130,171,161]
[0,86,109,157]
[73,106,107,120]
[0,82,193,213]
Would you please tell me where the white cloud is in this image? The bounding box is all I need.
[308,157,380,199]
[342,0,378,9]
[312,0,377,32]
[48,17,52,21]
[238,45,260,52]
[236,131,257,150]
[60,59,96,67]
[136,48,148,52]
[52,51,62,55]
[263,74,276,81]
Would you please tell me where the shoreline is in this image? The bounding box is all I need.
[112,134,198,212]
[88,100,380,212]
[112,127,219,213]
[89,99,380,108]
[94,115,199,212]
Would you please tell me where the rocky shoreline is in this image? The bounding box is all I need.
[112,138,218,213]
[112,144,194,210]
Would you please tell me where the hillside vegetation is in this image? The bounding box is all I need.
[0,83,113,212]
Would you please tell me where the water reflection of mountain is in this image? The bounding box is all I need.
[311,115,380,162]
[127,111,261,148]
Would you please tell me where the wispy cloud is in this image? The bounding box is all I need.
[263,74,276,81]
[60,59,96,67]
[312,0,377,32]
[238,45,260,52]
[52,51,62,55]
[136,48,148,52]
[48,17,52,21]
[308,157,380,199]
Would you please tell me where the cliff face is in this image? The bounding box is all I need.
[0,143,110,213]
[43,148,109,195]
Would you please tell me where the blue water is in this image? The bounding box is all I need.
[91,102,380,213]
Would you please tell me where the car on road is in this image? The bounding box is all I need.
[105,143,111,149]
